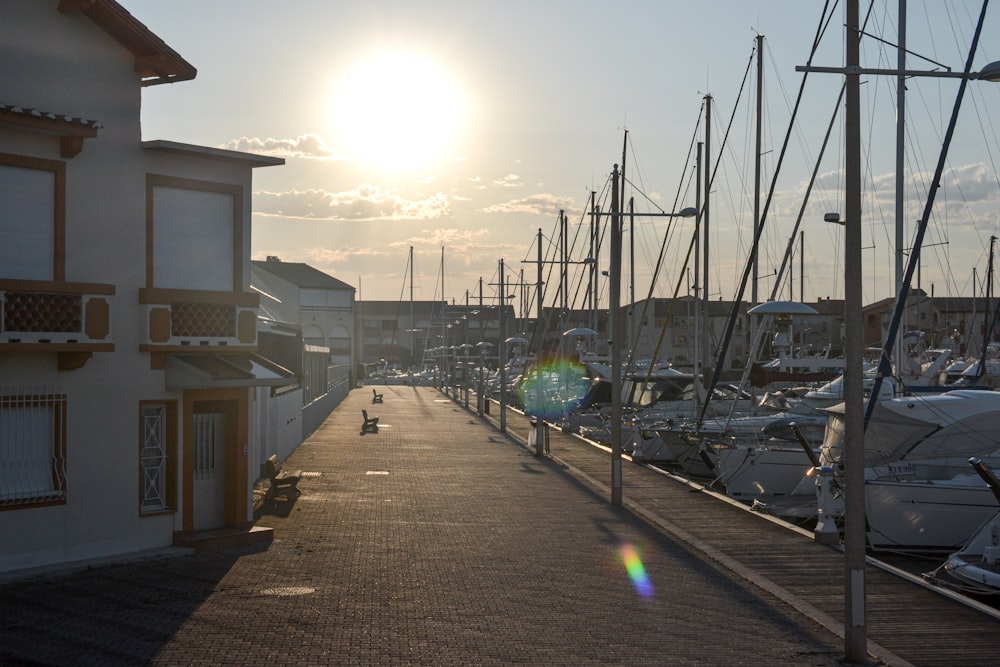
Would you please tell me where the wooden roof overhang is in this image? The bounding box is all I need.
[58,0,197,86]
[0,104,101,158]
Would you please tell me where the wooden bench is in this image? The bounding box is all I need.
[372,388,384,403]
[361,409,379,433]
[264,454,302,500]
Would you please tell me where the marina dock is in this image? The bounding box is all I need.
[2,384,999,666]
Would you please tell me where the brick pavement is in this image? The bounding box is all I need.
[0,385,852,666]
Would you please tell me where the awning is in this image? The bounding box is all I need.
[165,353,298,390]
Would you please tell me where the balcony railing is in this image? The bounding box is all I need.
[139,287,259,350]
[0,279,115,370]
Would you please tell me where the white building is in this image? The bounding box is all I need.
[0,0,289,574]
[252,258,356,370]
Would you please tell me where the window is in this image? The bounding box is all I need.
[139,401,177,515]
[0,155,65,281]
[148,175,240,291]
[0,389,67,509]
[301,289,351,309]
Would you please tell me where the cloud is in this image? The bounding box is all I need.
[493,174,523,188]
[478,192,577,217]
[304,246,391,264]
[219,134,348,159]
[945,162,1000,202]
[393,228,491,248]
[253,185,452,221]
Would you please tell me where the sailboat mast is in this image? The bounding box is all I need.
[628,197,635,346]
[753,33,764,306]
[561,210,568,314]
[609,164,623,505]
[589,191,598,334]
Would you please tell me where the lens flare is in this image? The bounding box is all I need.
[620,544,654,598]
[517,356,590,419]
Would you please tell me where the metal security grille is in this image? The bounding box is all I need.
[0,387,67,507]
[140,405,166,512]
[193,413,223,481]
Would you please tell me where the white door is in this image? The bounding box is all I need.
[193,412,225,530]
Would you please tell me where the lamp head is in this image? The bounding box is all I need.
[978,60,1000,83]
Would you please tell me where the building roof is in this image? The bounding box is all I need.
[143,140,285,167]
[58,0,197,86]
[252,259,355,292]
[0,103,102,157]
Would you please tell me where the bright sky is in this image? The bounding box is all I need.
[124,1,1000,311]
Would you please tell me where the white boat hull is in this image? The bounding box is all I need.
[865,479,999,552]
[712,444,814,499]
[943,513,1000,591]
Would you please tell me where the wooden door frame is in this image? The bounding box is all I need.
[180,388,250,531]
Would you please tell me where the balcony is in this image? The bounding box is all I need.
[139,288,259,352]
[0,279,115,370]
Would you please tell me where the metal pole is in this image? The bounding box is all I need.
[694,141,702,397]
[464,290,470,409]
[410,246,415,372]
[628,198,635,348]
[800,230,804,303]
[894,0,907,382]
[479,277,485,413]
[609,164,623,505]
[535,228,545,456]
[440,246,446,389]
[702,95,712,390]
[559,210,567,315]
[844,0,867,660]
[753,33,763,306]
[499,259,507,433]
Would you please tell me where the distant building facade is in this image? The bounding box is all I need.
[251,258,356,369]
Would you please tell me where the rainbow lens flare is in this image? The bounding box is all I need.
[518,357,590,419]
[620,544,654,598]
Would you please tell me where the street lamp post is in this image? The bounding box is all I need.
[603,189,697,506]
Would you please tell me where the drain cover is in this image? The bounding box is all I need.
[260,586,315,597]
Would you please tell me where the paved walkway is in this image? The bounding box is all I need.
[2,386,860,665]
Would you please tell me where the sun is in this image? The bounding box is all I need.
[330,49,466,170]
